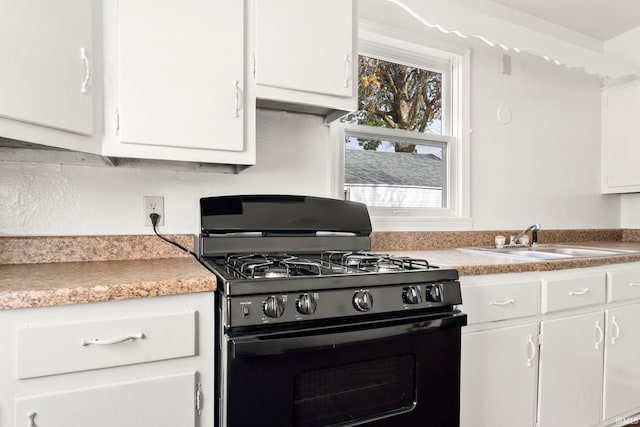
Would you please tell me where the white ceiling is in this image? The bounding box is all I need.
[489,0,640,41]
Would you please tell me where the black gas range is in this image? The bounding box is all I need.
[199,195,466,427]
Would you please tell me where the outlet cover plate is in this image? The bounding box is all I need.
[144,196,165,226]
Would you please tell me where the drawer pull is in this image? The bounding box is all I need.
[595,321,604,350]
[26,412,36,427]
[568,288,590,296]
[611,317,620,345]
[80,332,145,347]
[489,298,515,307]
[630,282,640,287]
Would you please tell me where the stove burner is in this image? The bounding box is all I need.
[220,251,433,280]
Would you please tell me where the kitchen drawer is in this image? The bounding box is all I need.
[607,269,640,302]
[16,311,197,379]
[541,273,606,313]
[461,280,540,324]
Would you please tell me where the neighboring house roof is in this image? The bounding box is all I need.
[345,149,443,187]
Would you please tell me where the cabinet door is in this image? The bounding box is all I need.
[603,303,640,419]
[537,312,604,427]
[14,372,196,427]
[460,323,539,427]
[254,0,354,98]
[118,0,244,152]
[0,0,93,134]
[602,82,640,192]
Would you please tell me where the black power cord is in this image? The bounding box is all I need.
[149,213,197,258]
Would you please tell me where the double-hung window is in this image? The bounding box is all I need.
[332,31,470,231]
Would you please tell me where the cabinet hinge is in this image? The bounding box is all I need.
[538,333,543,346]
[195,382,203,416]
[115,109,120,135]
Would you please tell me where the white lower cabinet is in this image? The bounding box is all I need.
[0,293,214,427]
[460,267,640,427]
[603,302,640,419]
[461,323,539,427]
[537,312,604,427]
[15,372,197,427]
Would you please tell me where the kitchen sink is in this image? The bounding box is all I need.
[459,244,639,261]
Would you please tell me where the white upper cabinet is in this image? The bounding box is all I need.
[0,0,93,135]
[251,0,357,117]
[601,80,640,193]
[0,0,99,153]
[102,0,255,165]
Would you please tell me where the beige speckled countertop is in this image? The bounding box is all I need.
[389,241,640,276]
[5,230,640,310]
[369,229,640,276]
[0,235,216,310]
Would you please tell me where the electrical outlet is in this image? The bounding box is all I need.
[144,196,165,226]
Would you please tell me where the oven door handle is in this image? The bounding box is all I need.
[231,312,467,358]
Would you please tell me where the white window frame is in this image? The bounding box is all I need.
[331,28,471,231]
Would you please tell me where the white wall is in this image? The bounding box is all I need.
[0,110,333,236]
[469,42,620,229]
[605,27,640,70]
[0,28,622,236]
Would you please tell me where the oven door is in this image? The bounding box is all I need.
[220,311,467,427]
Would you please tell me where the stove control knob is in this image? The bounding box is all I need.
[296,293,317,315]
[426,285,442,303]
[402,286,422,305]
[353,290,373,312]
[263,295,285,318]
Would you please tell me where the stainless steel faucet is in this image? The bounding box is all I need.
[510,223,541,247]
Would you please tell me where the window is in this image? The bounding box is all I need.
[332,32,470,231]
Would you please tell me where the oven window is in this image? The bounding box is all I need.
[293,354,416,427]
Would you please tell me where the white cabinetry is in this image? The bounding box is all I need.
[250,0,357,118]
[0,293,214,427]
[461,323,539,427]
[601,80,640,193]
[603,303,640,419]
[101,0,255,165]
[603,266,640,419]
[537,312,604,426]
[15,372,197,427]
[0,0,99,153]
[460,268,632,427]
[460,274,541,427]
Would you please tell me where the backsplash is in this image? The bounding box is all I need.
[0,235,195,265]
[371,229,627,251]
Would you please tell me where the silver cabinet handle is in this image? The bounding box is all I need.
[27,412,36,427]
[80,332,145,347]
[630,282,640,287]
[526,334,536,367]
[569,288,590,296]
[611,317,620,345]
[489,298,515,306]
[344,54,352,88]
[80,47,91,93]
[595,320,604,350]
